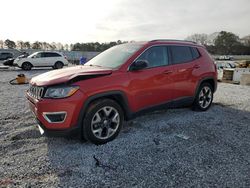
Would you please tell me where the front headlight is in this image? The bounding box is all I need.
[44,86,79,99]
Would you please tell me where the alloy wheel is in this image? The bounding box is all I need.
[91,106,120,140]
[198,86,212,109]
[23,63,31,70]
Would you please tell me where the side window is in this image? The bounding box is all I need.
[40,53,47,58]
[51,53,61,57]
[0,53,4,60]
[43,53,52,57]
[35,53,42,58]
[190,47,200,59]
[0,53,13,60]
[170,46,193,64]
[137,46,168,68]
[4,53,13,58]
[8,53,13,58]
[44,53,61,57]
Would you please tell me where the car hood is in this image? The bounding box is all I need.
[30,65,112,86]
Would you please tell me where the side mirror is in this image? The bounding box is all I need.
[130,60,148,71]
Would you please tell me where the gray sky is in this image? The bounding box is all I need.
[0,0,249,43]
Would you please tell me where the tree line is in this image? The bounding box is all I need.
[0,40,70,51]
[70,40,129,51]
[1,31,250,55]
[186,31,250,55]
[0,39,128,52]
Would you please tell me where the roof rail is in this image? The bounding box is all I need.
[150,39,197,44]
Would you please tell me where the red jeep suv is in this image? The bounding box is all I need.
[27,40,217,144]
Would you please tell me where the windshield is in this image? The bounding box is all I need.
[85,43,143,68]
[28,52,39,58]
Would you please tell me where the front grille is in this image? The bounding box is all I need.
[28,85,44,99]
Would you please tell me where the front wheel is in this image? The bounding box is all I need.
[21,62,32,71]
[192,83,213,111]
[82,99,124,145]
[53,61,63,69]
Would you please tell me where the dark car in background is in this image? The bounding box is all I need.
[3,53,29,66]
[0,52,13,63]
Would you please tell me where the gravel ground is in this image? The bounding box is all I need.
[0,69,250,187]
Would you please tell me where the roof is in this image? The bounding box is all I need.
[114,40,202,47]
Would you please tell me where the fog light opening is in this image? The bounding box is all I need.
[43,112,67,123]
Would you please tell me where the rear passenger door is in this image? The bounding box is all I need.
[34,52,51,66]
[47,52,62,66]
[169,46,201,99]
[41,52,54,66]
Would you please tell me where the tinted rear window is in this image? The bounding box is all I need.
[170,46,193,64]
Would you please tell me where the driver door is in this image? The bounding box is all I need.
[127,46,175,112]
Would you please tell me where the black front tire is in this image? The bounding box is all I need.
[53,61,64,69]
[82,99,124,145]
[21,62,32,71]
[192,82,213,111]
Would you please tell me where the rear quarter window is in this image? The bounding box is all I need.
[190,47,201,59]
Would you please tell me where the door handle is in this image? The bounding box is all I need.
[193,64,200,69]
[163,70,173,74]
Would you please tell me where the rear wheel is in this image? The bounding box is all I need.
[192,83,213,111]
[82,99,124,145]
[21,62,32,71]
[53,61,63,69]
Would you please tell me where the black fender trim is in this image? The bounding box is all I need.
[75,90,133,133]
[195,77,217,97]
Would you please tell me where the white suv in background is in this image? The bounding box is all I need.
[14,51,69,70]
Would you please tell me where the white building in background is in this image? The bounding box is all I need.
[240,35,250,46]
